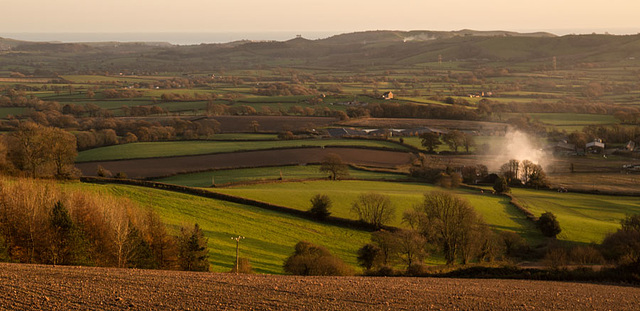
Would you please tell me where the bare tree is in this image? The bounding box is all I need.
[319,153,349,181]
[351,193,395,229]
[404,191,485,265]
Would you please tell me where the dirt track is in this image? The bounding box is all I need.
[1,263,638,310]
[76,147,413,179]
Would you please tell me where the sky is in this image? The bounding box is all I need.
[3,0,640,42]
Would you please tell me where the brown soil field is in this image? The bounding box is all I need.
[339,118,508,133]
[76,147,413,179]
[209,116,338,133]
[1,263,639,310]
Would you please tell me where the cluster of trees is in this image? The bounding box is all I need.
[355,192,506,275]
[1,122,78,179]
[102,89,143,99]
[581,124,640,145]
[499,159,548,189]
[252,83,316,96]
[478,98,639,116]
[420,131,476,154]
[0,178,209,271]
[366,102,480,121]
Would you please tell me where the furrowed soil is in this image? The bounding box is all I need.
[1,263,638,310]
[76,147,412,179]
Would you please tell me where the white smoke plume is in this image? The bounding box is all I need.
[487,131,549,172]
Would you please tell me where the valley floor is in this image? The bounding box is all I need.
[0,263,638,310]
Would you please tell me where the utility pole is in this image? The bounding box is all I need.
[231,236,244,274]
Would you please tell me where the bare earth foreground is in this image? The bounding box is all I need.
[1,264,639,310]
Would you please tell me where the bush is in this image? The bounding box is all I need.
[283,241,353,276]
[569,245,604,265]
[308,194,332,220]
[537,212,562,238]
[96,165,112,178]
[114,172,127,179]
[405,263,429,276]
[493,177,510,194]
[357,243,381,270]
[230,257,253,274]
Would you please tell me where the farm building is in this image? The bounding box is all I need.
[327,128,366,137]
[381,91,394,100]
[586,139,605,153]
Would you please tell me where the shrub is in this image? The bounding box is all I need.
[357,243,381,270]
[283,241,353,276]
[230,257,253,274]
[569,245,604,265]
[405,263,429,276]
[308,194,332,220]
[537,212,562,238]
[114,172,127,179]
[96,165,112,178]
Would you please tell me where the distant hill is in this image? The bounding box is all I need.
[1,30,639,73]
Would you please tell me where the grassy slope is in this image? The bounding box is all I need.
[70,182,370,275]
[76,139,409,162]
[209,180,542,243]
[155,165,410,187]
[511,188,640,244]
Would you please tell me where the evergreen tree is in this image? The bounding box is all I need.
[125,226,157,269]
[48,201,88,265]
[178,223,209,272]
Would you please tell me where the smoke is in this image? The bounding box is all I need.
[487,131,549,172]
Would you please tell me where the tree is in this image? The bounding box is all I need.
[601,214,640,266]
[493,177,510,194]
[249,120,260,132]
[351,193,395,229]
[443,130,464,153]
[6,122,78,179]
[404,191,485,265]
[393,229,429,267]
[178,223,209,271]
[525,164,548,189]
[537,212,561,238]
[319,153,349,181]
[47,201,87,265]
[308,194,332,220]
[420,132,441,152]
[283,241,353,276]
[462,132,476,153]
[357,243,382,271]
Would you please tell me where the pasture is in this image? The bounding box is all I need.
[72,182,371,274]
[510,188,640,244]
[209,180,542,243]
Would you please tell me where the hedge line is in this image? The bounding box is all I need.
[80,176,385,232]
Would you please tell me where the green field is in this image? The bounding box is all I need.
[155,165,411,187]
[510,188,640,244]
[76,139,409,162]
[72,182,371,274]
[399,135,504,152]
[209,180,542,243]
[528,113,617,126]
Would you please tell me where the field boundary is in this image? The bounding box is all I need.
[80,176,387,232]
[77,143,413,163]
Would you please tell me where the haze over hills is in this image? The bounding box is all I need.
[1,29,639,74]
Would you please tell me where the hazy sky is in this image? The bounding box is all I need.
[3,0,640,35]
